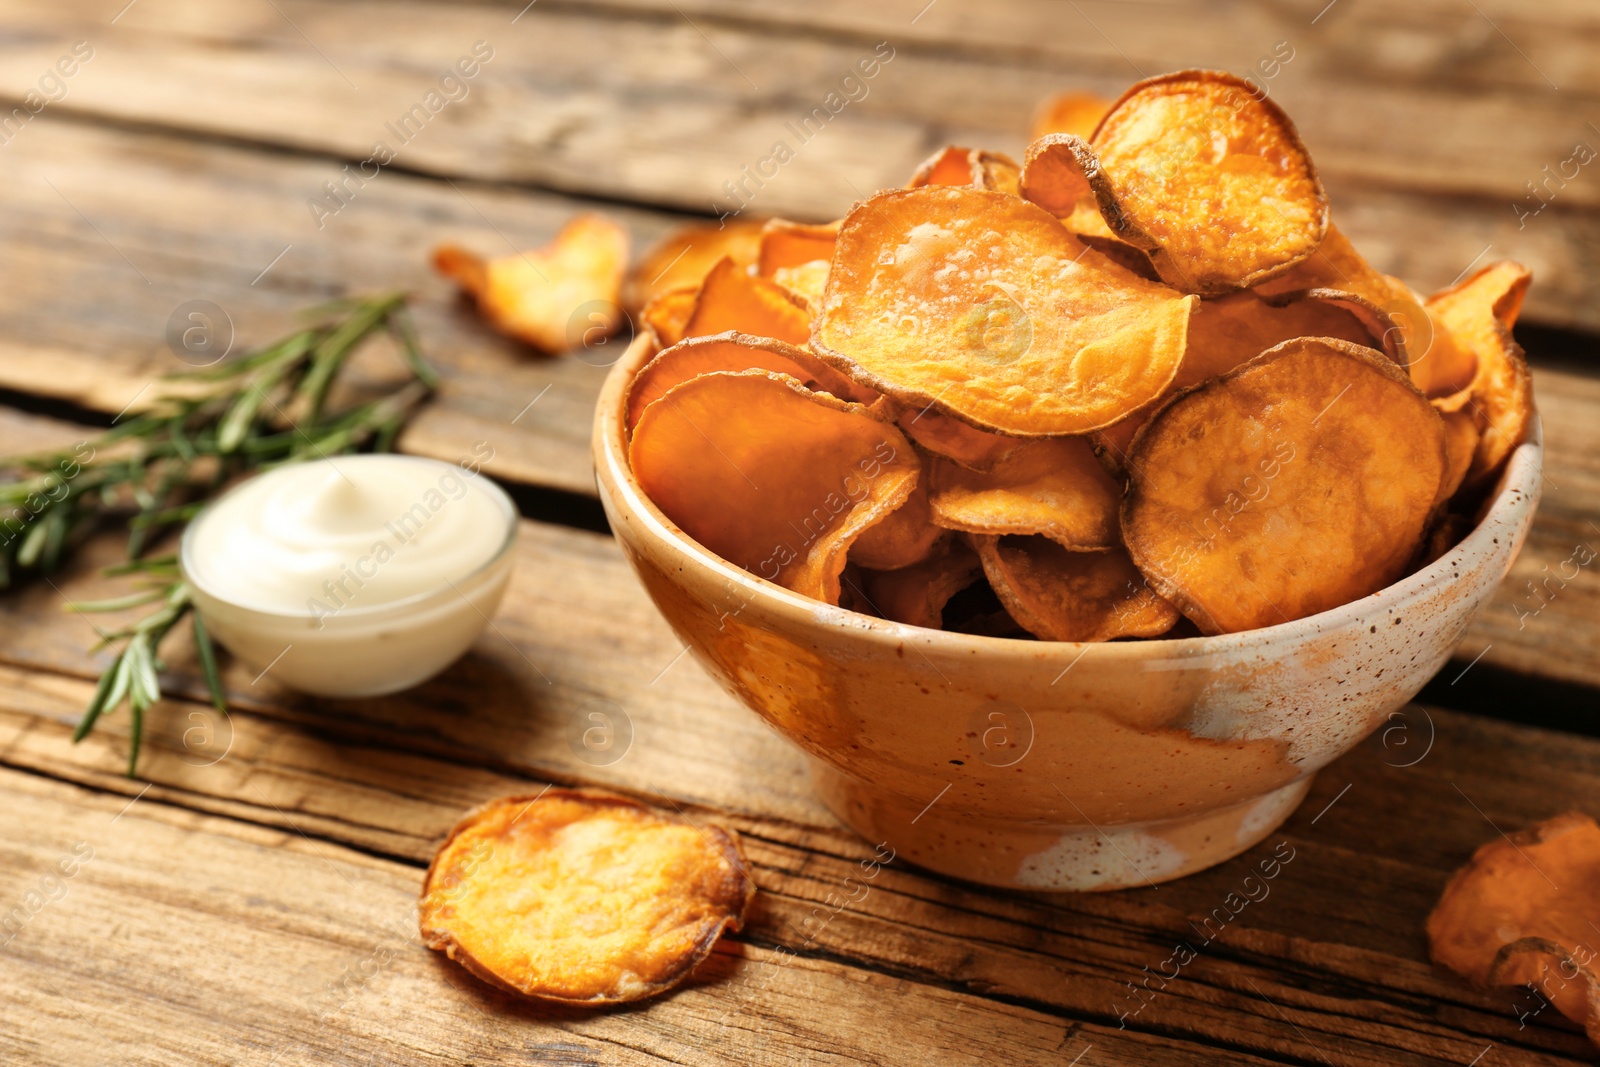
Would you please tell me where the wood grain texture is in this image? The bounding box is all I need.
[2,651,1598,1065]
[0,0,1596,326]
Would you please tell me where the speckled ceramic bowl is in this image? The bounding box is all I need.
[594,335,1542,890]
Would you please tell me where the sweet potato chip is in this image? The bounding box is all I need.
[1429,811,1600,1043]
[1123,338,1446,634]
[626,332,870,432]
[683,256,812,346]
[897,408,1022,471]
[631,370,918,603]
[624,217,766,312]
[813,186,1195,436]
[641,284,699,348]
[930,436,1120,551]
[758,219,839,276]
[908,147,1022,195]
[1252,225,1476,404]
[419,790,753,1004]
[772,260,830,310]
[1091,289,1399,473]
[859,542,983,630]
[1425,261,1534,487]
[1439,408,1481,502]
[1086,70,1327,294]
[977,536,1179,642]
[1019,134,1097,219]
[433,214,629,354]
[1030,90,1112,142]
[851,478,949,571]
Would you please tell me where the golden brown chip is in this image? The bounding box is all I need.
[1085,70,1327,294]
[626,332,871,432]
[1091,290,1399,473]
[1030,90,1112,142]
[897,409,1022,471]
[1018,133,1096,219]
[433,214,629,353]
[771,260,831,310]
[683,255,813,346]
[624,218,766,312]
[907,146,1022,195]
[976,535,1179,642]
[813,186,1195,436]
[1123,337,1447,634]
[419,790,753,1004]
[1439,407,1481,503]
[1418,512,1472,568]
[1429,811,1600,1043]
[859,541,983,629]
[758,219,839,275]
[1252,225,1477,404]
[850,478,949,571]
[630,370,918,603]
[641,284,699,348]
[1425,261,1534,488]
[929,436,1120,551]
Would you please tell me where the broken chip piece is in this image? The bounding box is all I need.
[419,790,753,1004]
[1429,811,1600,1046]
[433,214,629,354]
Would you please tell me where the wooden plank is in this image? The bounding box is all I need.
[7,765,1258,1067]
[0,117,679,497]
[1,659,1597,1065]
[0,0,1598,327]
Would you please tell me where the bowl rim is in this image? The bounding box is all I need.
[180,453,520,621]
[595,332,1544,660]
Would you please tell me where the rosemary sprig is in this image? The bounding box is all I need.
[0,292,439,775]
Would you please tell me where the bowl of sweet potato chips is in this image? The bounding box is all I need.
[591,70,1543,890]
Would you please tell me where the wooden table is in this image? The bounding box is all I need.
[2,3,1598,1064]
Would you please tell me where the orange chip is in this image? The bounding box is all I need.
[433,214,629,354]
[850,477,949,571]
[1030,90,1112,142]
[419,790,752,1004]
[1084,70,1328,294]
[624,217,766,312]
[641,284,699,348]
[976,536,1179,642]
[626,332,871,432]
[1438,407,1481,502]
[929,436,1120,551]
[630,370,918,603]
[1123,338,1447,634]
[683,256,812,345]
[813,186,1195,436]
[859,541,983,630]
[897,409,1022,471]
[758,219,840,275]
[1252,225,1475,403]
[907,146,1022,195]
[1429,811,1600,1044]
[1091,290,1400,473]
[1018,134,1096,219]
[1425,261,1534,487]
[771,260,831,310]
[1419,511,1473,568]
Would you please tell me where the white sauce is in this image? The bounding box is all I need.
[188,455,507,615]
[182,454,517,698]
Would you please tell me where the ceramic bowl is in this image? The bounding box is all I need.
[594,335,1542,890]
